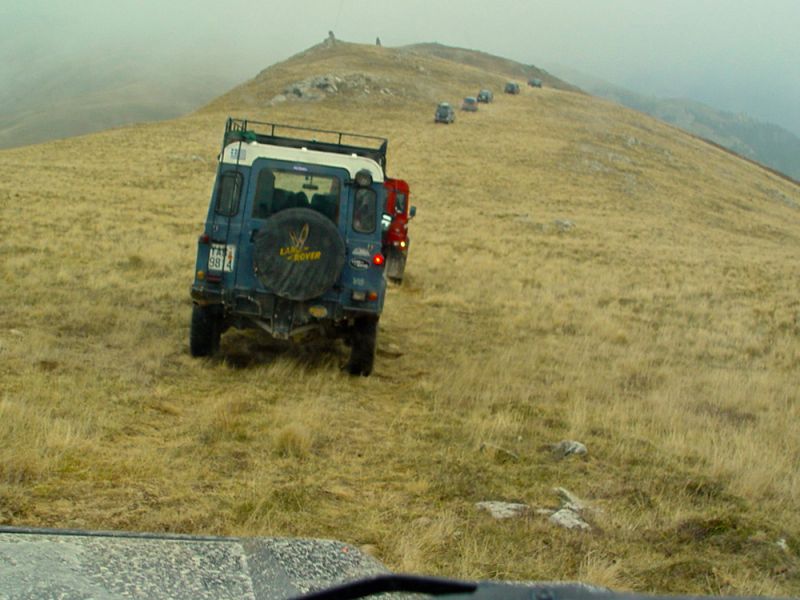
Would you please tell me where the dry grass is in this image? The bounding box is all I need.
[1,41,799,596]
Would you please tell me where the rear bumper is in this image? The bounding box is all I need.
[191,285,381,334]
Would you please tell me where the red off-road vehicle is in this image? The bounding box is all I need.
[381,177,415,284]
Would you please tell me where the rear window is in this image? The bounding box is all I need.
[214,171,242,216]
[252,168,340,222]
[353,188,377,233]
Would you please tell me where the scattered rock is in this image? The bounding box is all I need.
[549,507,590,530]
[476,501,529,520]
[551,440,588,458]
[377,343,403,358]
[777,538,789,552]
[9,329,23,337]
[279,73,386,102]
[546,487,592,531]
[553,219,574,232]
[309,75,339,93]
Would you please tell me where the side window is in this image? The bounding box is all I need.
[395,193,406,214]
[215,171,242,216]
[353,188,377,233]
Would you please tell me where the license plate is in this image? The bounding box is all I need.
[208,244,235,272]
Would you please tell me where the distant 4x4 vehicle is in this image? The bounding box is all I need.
[504,82,520,94]
[477,89,493,103]
[190,118,402,376]
[434,102,455,124]
[461,97,478,112]
[528,78,543,88]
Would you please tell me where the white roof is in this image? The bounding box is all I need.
[220,141,384,182]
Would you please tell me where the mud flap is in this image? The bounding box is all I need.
[385,246,407,284]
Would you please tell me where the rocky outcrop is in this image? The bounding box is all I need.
[269,73,394,105]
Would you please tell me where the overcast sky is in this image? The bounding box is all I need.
[3,0,799,135]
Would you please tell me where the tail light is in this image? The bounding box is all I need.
[199,233,210,244]
[352,290,379,302]
[372,253,385,266]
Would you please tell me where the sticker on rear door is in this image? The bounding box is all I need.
[209,244,235,272]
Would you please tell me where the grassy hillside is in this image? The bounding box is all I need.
[1,41,799,596]
[557,70,800,183]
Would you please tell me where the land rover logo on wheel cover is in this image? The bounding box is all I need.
[289,223,309,249]
[279,223,322,262]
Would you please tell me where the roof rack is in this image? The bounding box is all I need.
[223,118,388,170]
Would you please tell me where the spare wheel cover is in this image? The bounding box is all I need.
[253,207,346,301]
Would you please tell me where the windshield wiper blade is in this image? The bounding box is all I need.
[291,574,478,600]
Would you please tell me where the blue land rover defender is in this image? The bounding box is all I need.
[190,118,394,375]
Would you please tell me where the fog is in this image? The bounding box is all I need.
[3,0,799,135]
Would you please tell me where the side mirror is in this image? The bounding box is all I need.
[409,206,417,219]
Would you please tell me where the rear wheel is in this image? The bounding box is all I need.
[190,304,222,357]
[346,316,378,376]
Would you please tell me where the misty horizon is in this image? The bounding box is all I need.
[2,0,799,137]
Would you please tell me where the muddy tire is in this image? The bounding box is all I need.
[253,207,346,301]
[190,304,222,357]
[346,316,378,376]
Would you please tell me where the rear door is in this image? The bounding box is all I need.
[238,158,348,294]
[342,181,388,312]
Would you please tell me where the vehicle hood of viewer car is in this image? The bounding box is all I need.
[0,526,780,600]
[0,526,388,599]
